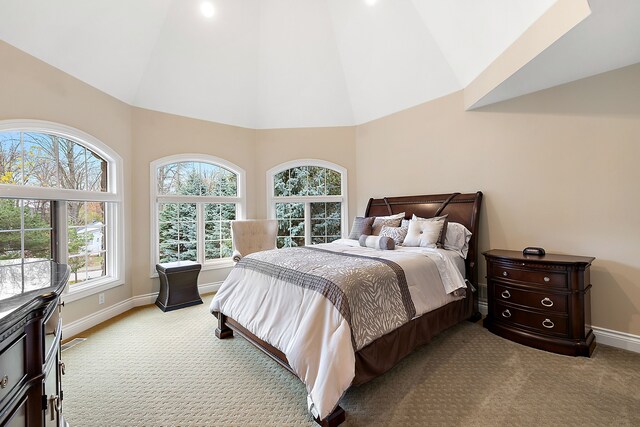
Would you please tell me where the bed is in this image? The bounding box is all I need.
[211,192,483,426]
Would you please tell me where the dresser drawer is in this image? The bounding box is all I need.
[490,262,567,288]
[1,395,26,427]
[494,302,568,337]
[494,283,568,313]
[0,334,26,403]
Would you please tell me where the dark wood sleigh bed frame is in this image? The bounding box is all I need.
[214,192,483,426]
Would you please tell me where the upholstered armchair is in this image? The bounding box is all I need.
[230,219,278,262]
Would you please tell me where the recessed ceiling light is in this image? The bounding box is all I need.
[200,1,215,18]
[365,0,377,6]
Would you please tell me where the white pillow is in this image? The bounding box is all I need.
[445,222,472,259]
[412,214,448,247]
[372,212,405,235]
[403,218,445,248]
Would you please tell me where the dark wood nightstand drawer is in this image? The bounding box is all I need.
[0,334,26,403]
[490,263,567,288]
[494,302,568,337]
[494,283,568,313]
[484,249,595,357]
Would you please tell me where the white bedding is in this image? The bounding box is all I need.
[210,240,467,420]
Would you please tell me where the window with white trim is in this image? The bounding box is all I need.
[0,121,123,300]
[267,160,347,248]
[151,155,245,271]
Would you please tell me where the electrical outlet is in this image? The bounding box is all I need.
[98,293,105,305]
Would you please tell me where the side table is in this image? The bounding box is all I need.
[483,249,595,357]
[155,261,203,312]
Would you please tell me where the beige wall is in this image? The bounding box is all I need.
[130,108,257,296]
[355,63,640,335]
[2,39,638,337]
[0,41,134,323]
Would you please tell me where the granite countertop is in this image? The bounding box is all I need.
[0,261,70,325]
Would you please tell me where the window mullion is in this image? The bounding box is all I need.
[20,132,24,185]
[55,138,60,189]
[198,203,205,264]
[176,201,181,261]
[304,202,311,246]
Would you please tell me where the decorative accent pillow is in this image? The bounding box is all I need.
[372,212,405,235]
[348,216,375,240]
[412,214,448,247]
[401,219,410,228]
[359,234,395,250]
[403,218,446,248]
[379,225,408,246]
[444,222,473,259]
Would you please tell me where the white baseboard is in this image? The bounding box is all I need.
[592,326,640,353]
[478,300,488,316]
[62,281,222,339]
[63,298,134,339]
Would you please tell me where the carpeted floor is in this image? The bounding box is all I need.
[62,295,640,426]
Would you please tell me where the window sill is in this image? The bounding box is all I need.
[62,277,124,303]
[149,259,235,278]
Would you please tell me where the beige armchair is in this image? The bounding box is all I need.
[231,219,278,262]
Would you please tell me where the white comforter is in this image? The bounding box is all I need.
[210,239,467,420]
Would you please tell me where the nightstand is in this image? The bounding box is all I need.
[483,249,596,357]
[155,261,203,312]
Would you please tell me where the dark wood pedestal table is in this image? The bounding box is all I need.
[155,261,203,312]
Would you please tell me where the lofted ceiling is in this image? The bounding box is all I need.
[1,1,636,129]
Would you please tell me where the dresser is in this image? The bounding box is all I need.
[483,250,596,357]
[0,262,69,426]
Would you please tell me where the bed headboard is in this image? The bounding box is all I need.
[364,192,483,288]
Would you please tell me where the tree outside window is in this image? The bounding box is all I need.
[154,158,243,267]
[270,162,346,248]
[0,124,119,295]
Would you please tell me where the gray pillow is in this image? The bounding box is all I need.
[371,212,405,236]
[359,234,395,250]
[348,216,375,240]
[380,225,409,246]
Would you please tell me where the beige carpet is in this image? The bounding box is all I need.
[62,295,640,426]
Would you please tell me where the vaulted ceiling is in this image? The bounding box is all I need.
[0,1,638,129]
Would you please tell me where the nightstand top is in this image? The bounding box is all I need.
[483,249,595,266]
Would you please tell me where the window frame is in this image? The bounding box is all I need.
[0,119,125,303]
[150,153,246,277]
[266,159,348,246]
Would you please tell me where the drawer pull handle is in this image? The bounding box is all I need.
[541,297,554,307]
[502,271,508,277]
[543,276,550,282]
[501,290,511,299]
[502,309,512,318]
[542,319,555,329]
[49,395,60,421]
[0,375,7,388]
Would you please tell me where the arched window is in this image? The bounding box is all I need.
[0,120,123,301]
[151,154,245,272]
[267,160,348,248]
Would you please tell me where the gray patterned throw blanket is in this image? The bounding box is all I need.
[236,246,416,351]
